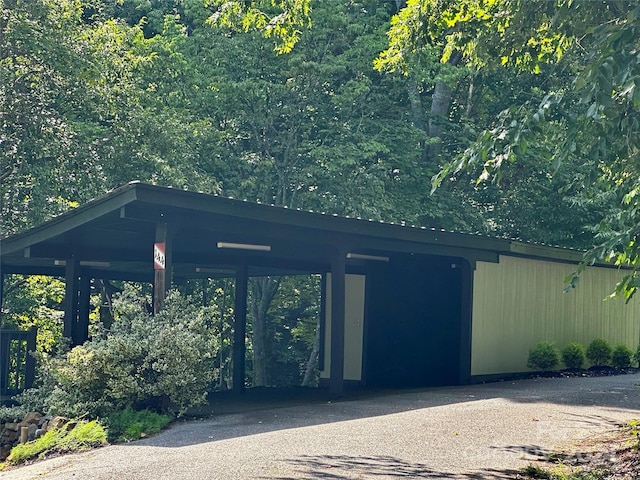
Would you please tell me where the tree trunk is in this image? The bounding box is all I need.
[301,317,321,387]
[249,276,280,386]
[427,50,462,162]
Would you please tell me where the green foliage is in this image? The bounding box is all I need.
[0,405,30,424]
[17,289,218,417]
[586,338,612,367]
[561,343,585,370]
[1,275,67,353]
[634,345,640,368]
[105,406,171,443]
[527,342,560,371]
[5,420,107,466]
[207,0,312,54]
[611,344,633,369]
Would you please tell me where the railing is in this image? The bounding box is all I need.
[0,328,37,397]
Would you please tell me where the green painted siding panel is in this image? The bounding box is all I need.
[320,274,366,381]
[471,255,640,375]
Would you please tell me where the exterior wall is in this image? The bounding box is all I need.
[320,273,366,381]
[471,255,640,376]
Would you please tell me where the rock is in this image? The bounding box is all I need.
[1,428,18,444]
[0,444,12,461]
[64,421,78,432]
[48,416,69,431]
[38,416,50,428]
[27,423,37,441]
[34,428,46,439]
[21,412,42,426]
[3,422,18,432]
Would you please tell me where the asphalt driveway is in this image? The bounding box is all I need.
[3,373,640,480]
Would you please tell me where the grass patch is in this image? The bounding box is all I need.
[105,406,172,443]
[5,420,107,466]
[521,464,609,480]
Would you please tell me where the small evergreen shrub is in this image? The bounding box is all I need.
[586,338,612,367]
[611,344,633,369]
[634,344,640,368]
[527,342,560,371]
[561,343,585,369]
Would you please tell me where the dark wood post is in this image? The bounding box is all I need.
[63,256,80,342]
[0,271,4,325]
[458,259,473,385]
[232,262,248,393]
[75,275,91,345]
[330,251,346,397]
[25,327,37,390]
[153,222,173,314]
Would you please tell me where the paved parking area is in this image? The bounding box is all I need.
[3,374,640,479]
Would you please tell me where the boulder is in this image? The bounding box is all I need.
[21,412,42,426]
[47,416,69,431]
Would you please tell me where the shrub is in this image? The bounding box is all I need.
[561,343,585,370]
[612,344,633,369]
[527,342,560,371]
[586,338,612,367]
[634,344,640,368]
[17,289,219,418]
[105,407,172,443]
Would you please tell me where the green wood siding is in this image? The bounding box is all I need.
[472,255,640,375]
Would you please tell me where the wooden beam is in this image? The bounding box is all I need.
[232,262,248,393]
[329,251,346,397]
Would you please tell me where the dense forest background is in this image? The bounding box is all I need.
[1,0,610,246]
[2,0,639,387]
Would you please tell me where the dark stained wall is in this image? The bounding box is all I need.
[364,254,464,388]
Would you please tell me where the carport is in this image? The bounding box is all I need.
[1,182,530,395]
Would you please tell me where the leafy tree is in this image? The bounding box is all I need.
[387,1,640,295]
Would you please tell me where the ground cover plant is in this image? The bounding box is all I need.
[105,407,171,443]
[1,420,107,468]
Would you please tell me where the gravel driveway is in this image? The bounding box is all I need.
[3,374,640,480]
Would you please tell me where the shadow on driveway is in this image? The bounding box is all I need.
[132,373,640,449]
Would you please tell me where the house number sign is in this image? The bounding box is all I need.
[154,242,166,270]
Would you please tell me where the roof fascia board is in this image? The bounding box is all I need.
[0,184,139,256]
[509,241,585,263]
[132,184,511,253]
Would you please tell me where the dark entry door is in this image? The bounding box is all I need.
[364,255,464,388]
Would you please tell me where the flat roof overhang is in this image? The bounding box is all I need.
[0,181,585,281]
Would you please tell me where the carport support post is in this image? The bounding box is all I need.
[75,275,91,345]
[153,222,172,314]
[0,271,4,323]
[63,256,80,343]
[458,260,473,385]
[232,262,248,393]
[330,251,346,397]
